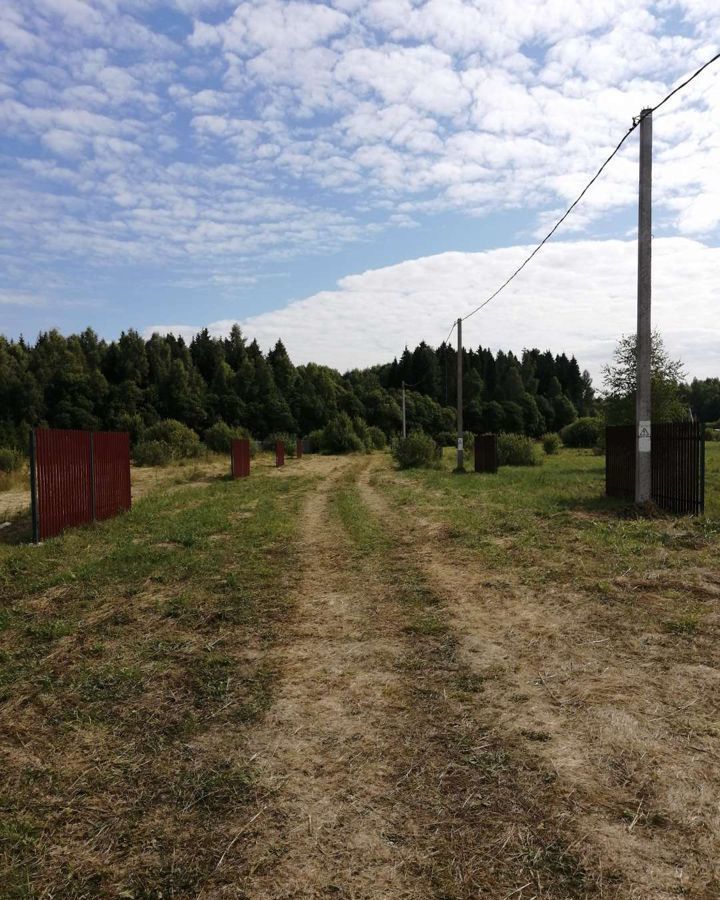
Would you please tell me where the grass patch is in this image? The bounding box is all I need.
[0,466,311,895]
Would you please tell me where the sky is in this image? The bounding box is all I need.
[1,0,719,386]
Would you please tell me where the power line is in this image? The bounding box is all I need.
[455,50,720,326]
[443,320,456,346]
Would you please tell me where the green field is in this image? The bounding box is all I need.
[1,447,719,898]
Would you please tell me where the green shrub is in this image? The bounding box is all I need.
[0,448,23,473]
[392,430,438,469]
[318,414,364,454]
[704,426,720,442]
[307,429,324,453]
[560,417,603,448]
[435,430,456,447]
[542,432,561,455]
[262,432,296,457]
[497,433,541,467]
[367,426,387,450]
[133,440,172,467]
[351,416,372,453]
[144,419,202,460]
[204,422,253,454]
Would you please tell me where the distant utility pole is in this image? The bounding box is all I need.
[635,108,652,504]
[456,317,464,471]
[402,380,407,438]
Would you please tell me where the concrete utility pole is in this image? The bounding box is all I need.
[635,108,652,504]
[456,317,464,471]
[402,380,407,438]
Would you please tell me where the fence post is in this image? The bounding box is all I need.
[30,429,39,544]
[296,437,303,459]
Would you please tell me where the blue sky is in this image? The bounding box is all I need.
[1,0,719,382]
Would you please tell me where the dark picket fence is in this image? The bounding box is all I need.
[605,425,635,499]
[230,438,251,478]
[31,428,131,542]
[606,422,705,515]
[474,434,498,473]
[276,440,285,467]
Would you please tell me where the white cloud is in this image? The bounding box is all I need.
[146,238,720,383]
[0,288,48,307]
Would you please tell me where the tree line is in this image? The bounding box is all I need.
[0,325,718,453]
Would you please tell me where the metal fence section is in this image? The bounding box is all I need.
[32,429,92,542]
[230,438,251,478]
[606,423,705,514]
[474,434,498,473]
[31,428,131,541]
[93,432,131,521]
[605,425,635,499]
[276,440,285,467]
[652,422,705,515]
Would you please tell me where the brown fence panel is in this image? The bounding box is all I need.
[606,422,704,514]
[231,438,251,478]
[33,428,93,541]
[93,432,131,521]
[276,441,285,467]
[296,437,303,460]
[474,434,498,473]
[652,422,704,515]
[605,425,635,499]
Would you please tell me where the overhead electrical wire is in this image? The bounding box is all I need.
[435,49,720,341]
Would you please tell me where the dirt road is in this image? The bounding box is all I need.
[233,456,609,898]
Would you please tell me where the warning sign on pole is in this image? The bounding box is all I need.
[638,421,651,453]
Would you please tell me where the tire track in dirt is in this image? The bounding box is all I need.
[359,458,718,899]
[234,456,430,899]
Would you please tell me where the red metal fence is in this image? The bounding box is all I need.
[474,434,498,473]
[31,428,131,541]
[231,438,251,478]
[606,422,705,515]
[93,432,131,521]
[276,440,285,467]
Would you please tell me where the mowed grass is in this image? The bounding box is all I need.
[378,443,720,595]
[0,468,310,897]
[371,444,720,891]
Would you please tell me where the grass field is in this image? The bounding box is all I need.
[1,447,719,897]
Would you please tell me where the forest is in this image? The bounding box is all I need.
[0,325,718,454]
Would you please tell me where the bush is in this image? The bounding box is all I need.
[0,447,23,473]
[144,419,202,460]
[133,440,172,467]
[560,417,603,448]
[497,433,540,467]
[204,422,253,454]
[367,426,387,450]
[705,426,720,442]
[435,430,456,447]
[262,432,296,457]
[351,416,372,453]
[307,429,324,453]
[392,430,438,469]
[542,433,561,455]
[318,414,364,454]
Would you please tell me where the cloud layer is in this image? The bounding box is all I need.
[147,237,720,384]
[1,1,719,377]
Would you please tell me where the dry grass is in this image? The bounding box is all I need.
[370,447,720,898]
[0,460,312,896]
[3,447,719,897]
